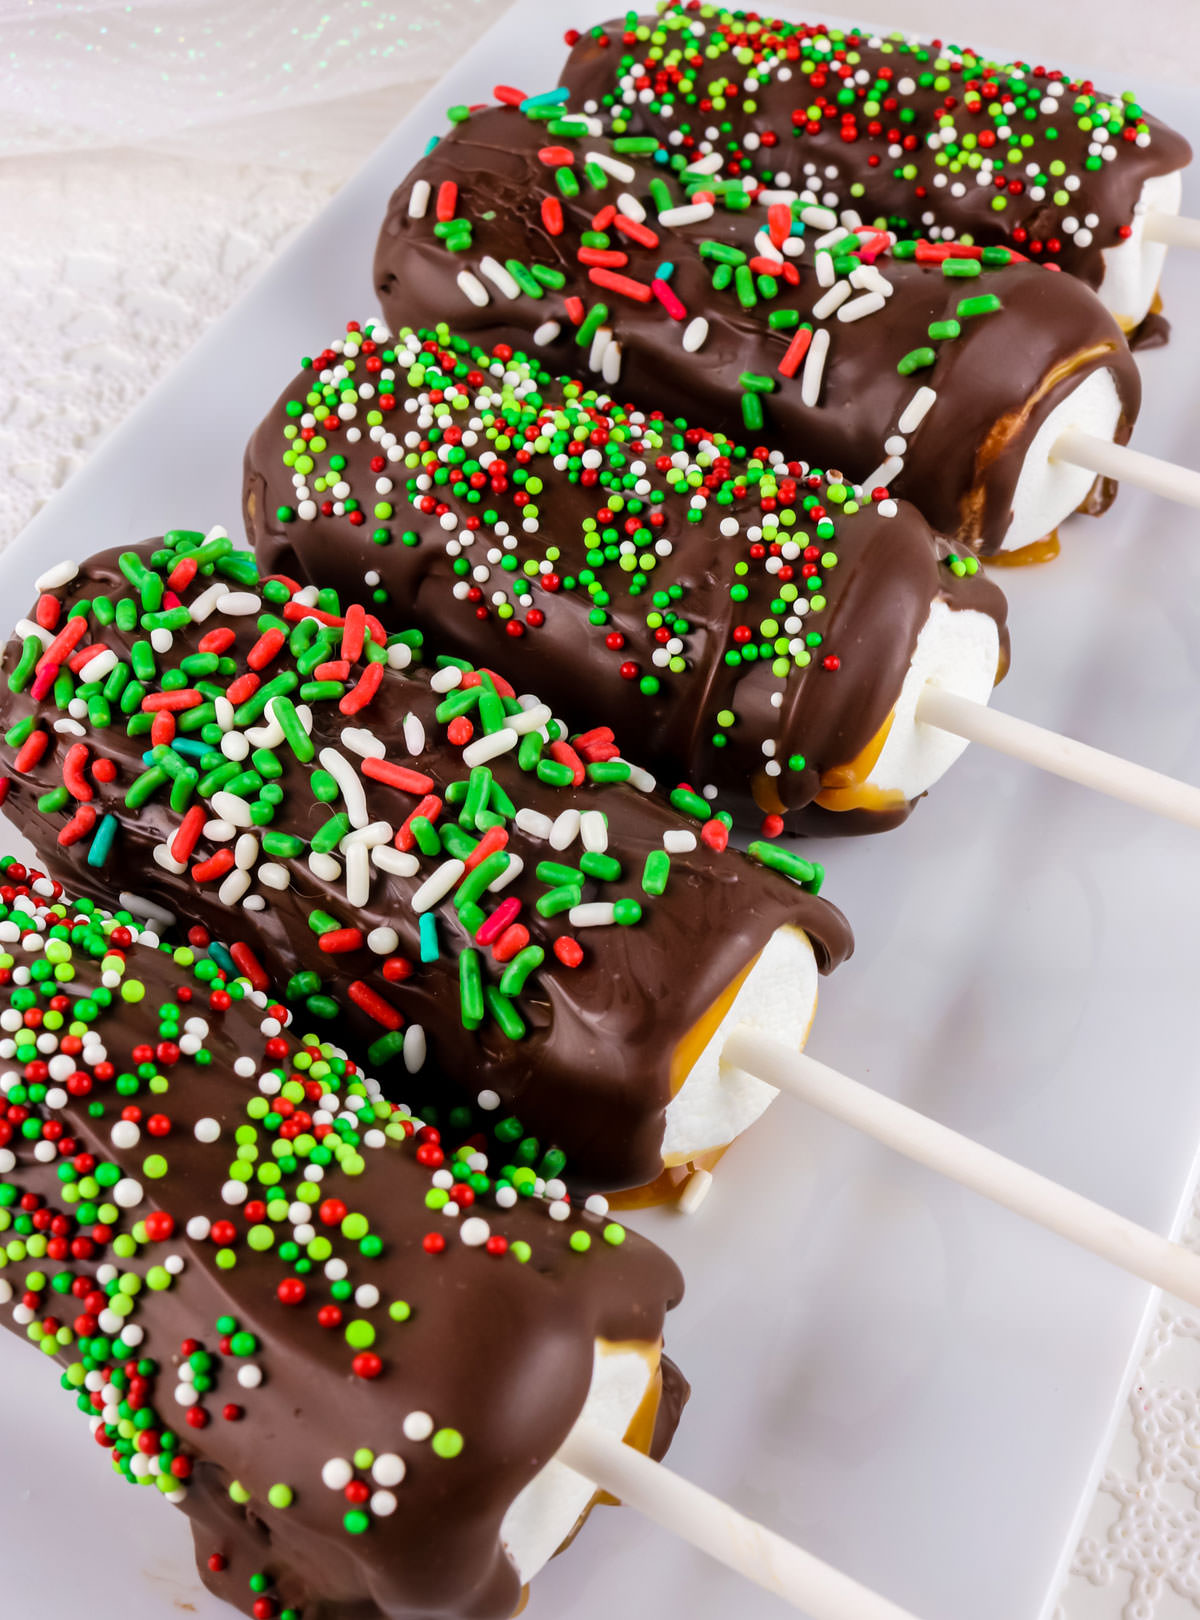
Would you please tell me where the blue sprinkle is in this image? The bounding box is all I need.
[419,912,440,964]
[86,813,118,869]
[208,940,238,979]
[519,87,570,110]
[655,261,675,281]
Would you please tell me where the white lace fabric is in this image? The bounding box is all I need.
[0,5,1198,1617]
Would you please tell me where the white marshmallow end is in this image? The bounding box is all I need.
[1002,365,1122,553]
[500,1339,658,1583]
[866,599,1001,801]
[1099,168,1183,330]
[660,923,819,1166]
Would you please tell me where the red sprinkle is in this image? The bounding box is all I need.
[587,266,653,302]
[493,83,527,106]
[191,849,237,884]
[339,660,384,715]
[340,601,366,663]
[246,627,286,671]
[463,826,508,872]
[613,214,660,249]
[492,924,530,963]
[318,928,365,954]
[229,942,269,992]
[170,805,206,865]
[347,980,403,1030]
[700,818,729,853]
[554,936,584,968]
[435,180,458,222]
[62,743,93,802]
[548,739,585,785]
[57,806,98,848]
[395,795,442,851]
[362,757,435,796]
[476,895,520,945]
[14,730,50,774]
[778,324,814,379]
[541,195,564,236]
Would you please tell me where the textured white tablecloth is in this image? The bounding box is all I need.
[2,4,1199,1616]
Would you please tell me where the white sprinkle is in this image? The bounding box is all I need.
[110,1120,140,1150]
[588,324,613,372]
[403,1412,434,1443]
[34,560,78,592]
[343,820,392,849]
[258,862,291,891]
[120,892,175,927]
[309,852,341,883]
[812,281,851,320]
[586,150,636,183]
[323,1457,354,1491]
[12,619,52,648]
[838,291,886,323]
[625,761,656,793]
[601,338,622,385]
[800,204,838,229]
[547,1200,571,1222]
[152,845,188,876]
[187,581,227,622]
[411,858,464,913]
[659,201,714,229]
[682,315,709,352]
[234,833,259,871]
[477,1089,501,1111]
[814,225,849,251]
[408,179,431,219]
[800,327,831,409]
[504,703,552,736]
[113,1177,143,1210]
[345,841,371,908]
[663,829,697,853]
[514,807,554,841]
[194,1118,221,1144]
[373,1453,406,1487]
[678,1168,715,1214]
[488,853,523,892]
[221,1180,248,1206]
[403,1025,427,1074]
[237,1365,263,1390]
[216,591,260,617]
[371,845,421,879]
[549,808,581,851]
[864,455,904,490]
[460,1216,491,1247]
[211,790,254,828]
[580,810,608,853]
[533,319,562,346]
[367,926,399,955]
[78,648,118,684]
[371,1491,398,1517]
[457,270,490,307]
[319,747,369,828]
[186,1216,212,1241]
[616,192,646,222]
[897,386,938,435]
[218,868,251,907]
[683,151,723,176]
[402,712,426,755]
[569,902,616,928]
[461,728,518,767]
[341,726,386,759]
[479,255,521,298]
[387,642,413,671]
[430,665,463,693]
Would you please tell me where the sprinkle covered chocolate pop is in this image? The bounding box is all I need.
[0,864,687,1620]
[0,532,853,1194]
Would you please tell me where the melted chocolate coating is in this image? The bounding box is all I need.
[245,324,1008,836]
[0,877,686,1620]
[0,538,852,1192]
[560,6,1192,293]
[372,104,1141,555]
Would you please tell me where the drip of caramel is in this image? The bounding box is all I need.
[987,529,1062,567]
[814,708,906,813]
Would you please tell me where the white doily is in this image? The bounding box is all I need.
[2,5,1200,1618]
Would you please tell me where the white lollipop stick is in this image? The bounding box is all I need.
[916,684,1200,830]
[1052,427,1200,510]
[1143,209,1200,250]
[724,1026,1200,1306]
[558,1420,923,1620]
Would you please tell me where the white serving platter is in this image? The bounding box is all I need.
[2,5,1199,1619]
